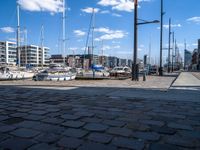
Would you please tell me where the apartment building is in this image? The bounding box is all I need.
[20,45,50,67]
[0,41,16,65]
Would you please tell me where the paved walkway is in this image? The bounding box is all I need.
[172,72,200,87]
[0,81,200,150]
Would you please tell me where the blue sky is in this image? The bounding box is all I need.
[0,0,200,63]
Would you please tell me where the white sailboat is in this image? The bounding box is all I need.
[0,4,34,80]
[34,0,76,81]
[76,8,110,79]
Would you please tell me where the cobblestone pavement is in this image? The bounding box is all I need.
[0,83,200,150]
[0,75,175,89]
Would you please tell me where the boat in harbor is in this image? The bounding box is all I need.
[0,65,34,80]
[110,66,131,77]
[33,63,76,81]
[76,65,109,79]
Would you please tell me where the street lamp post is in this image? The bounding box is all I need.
[132,0,138,81]
[168,18,171,73]
[159,0,164,76]
[132,0,159,81]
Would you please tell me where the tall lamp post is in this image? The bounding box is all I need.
[168,18,171,73]
[132,0,138,81]
[132,0,159,81]
[159,0,164,76]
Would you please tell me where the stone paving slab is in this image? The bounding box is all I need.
[172,72,200,87]
[0,84,200,150]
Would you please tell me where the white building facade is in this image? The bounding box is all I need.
[0,41,17,65]
[20,45,50,67]
[0,41,50,67]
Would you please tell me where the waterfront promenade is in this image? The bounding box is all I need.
[0,72,200,150]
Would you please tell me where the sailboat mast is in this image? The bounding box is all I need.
[41,25,44,67]
[24,28,27,65]
[148,35,151,65]
[62,0,66,65]
[91,8,95,66]
[17,4,20,67]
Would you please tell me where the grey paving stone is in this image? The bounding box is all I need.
[63,128,88,138]
[167,123,193,130]
[46,108,60,112]
[165,135,199,148]
[87,132,113,144]
[10,112,28,118]
[84,123,108,132]
[107,127,132,137]
[179,130,200,139]
[126,122,150,131]
[132,131,160,141]
[23,114,46,121]
[32,123,65,134]
[81,117,102,123]
[61,114,81,120]
[112,137,144,150]
[29,110,47,115]
[62,120,85,128]
[0,125,17,133]
[0,137,35,150]
[79,142,117,150]
[17,108,31,113]
[159,113,186,119]
[2,117,24,125]
[75,112,95,117]
[152,126,176,135]
[41,118,64,124]
[10,128,40,138]
[15,120,41,128]
[0,133,11,142]
[28,143,57,150]
[149,143,180,150]
[103,120,126,127]
[35,133,60,143]
[57,137,83,149]
[139,119,165,127]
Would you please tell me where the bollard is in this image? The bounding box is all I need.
[143,72,146,81]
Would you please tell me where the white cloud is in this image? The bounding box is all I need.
[100,10,110,14]
[112,41,121,44]
[113,45,120,49]
[94,27,112,34]
[157,24,182,29]
[98,0,120,6]
[0,27,15,33]
[112,0,134,12]
[94,28,127,41]
[98,0,151,12]
[69,47,78,51]
[8,38,17,42]
[112,13,122,17]
[192,43,198,46]
[163,24,182,29]
[187,17,200,24]
[73,30,86,37]
[102,45,120,50]
[17,0,64,13]
[81,7,100,13]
